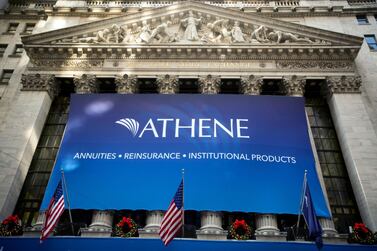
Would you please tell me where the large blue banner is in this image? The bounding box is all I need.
[41,94,330,217]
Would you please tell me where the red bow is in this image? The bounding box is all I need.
[117,217,132,229]
[354,223,369,233]
[234,219,247,230]
[2,215,19,225]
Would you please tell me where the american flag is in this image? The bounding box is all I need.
[40,180,65,241]
[159,180,184,246]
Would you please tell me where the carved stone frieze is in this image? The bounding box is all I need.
[156,74,179,94]
[73,74,98,94]
[282,75,306,96]
[21,74,57,98]
[277,61,354,70]
[240,75,263,95]
[51,11,324,46]
[114,74,138,94]
[198,75,221,94]
[326,75,361,94]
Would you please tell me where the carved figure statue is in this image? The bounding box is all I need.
[231,21,245,43]
[77,24,122,43]
[181,11,202,41]
[137,21,151,43]
[205,18,232,43]
[120,26,135,43]
[250,25,269,43]
[267,30,313,44]
[148,21,172,43]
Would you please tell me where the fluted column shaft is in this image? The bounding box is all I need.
[255,214,279,234]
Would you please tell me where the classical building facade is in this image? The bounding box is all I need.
[0,0,377,244]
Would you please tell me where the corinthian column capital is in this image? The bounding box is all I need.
[240,75,263,95]
[282,75,306,97]
[73,74,98,94]
[156,74,179,94]
[115,74,138,94]
[198,75,221,94]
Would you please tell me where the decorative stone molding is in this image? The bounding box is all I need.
[21,74,57,98]
[326,75,361,95]
[29,59,104,69]
[198,75,221,94]
[73,74,98,94]
[240,75,263,95]
[156,74,179,94]
[282,75,306,96]
[114,74,138,94]
[277,61,354,71]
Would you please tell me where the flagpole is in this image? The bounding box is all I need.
[296,169,307,238]
[61,168,75,235]
[181,168,185,238]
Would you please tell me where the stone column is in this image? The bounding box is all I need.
[74,74,113,237]
[139,210,164,238]
[327,76,377,232]
[198,75,221,94]
[240,75,263,95]
[2,74,57,236]
[196,74,226,239]
[255,214,280,235]
[197,211,227,240]
[284,76,338,237]
[115,74,138,94]
[139,75,179,238]
[156,74,179,94]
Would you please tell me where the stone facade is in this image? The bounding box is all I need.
[0,0,377,243]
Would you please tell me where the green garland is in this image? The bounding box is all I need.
[229,219,252,240]
[114,217,138,238]
[0,215,23,236]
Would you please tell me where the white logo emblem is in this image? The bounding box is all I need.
[115,118,140,137]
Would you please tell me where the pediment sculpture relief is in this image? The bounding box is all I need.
[53,11,329,45]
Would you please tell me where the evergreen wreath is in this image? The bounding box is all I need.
[0,215,23,236]
[114,217,138,238]
[229,219,252,240]
[348,223,377,245]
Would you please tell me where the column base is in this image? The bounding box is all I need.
[23,225,43,237]
[255,231,286,241]
[196,229,228,240]
[138,228,160,238]
[322,234,348,244]
[80,227,112,237]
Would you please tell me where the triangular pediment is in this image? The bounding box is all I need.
[23,1,362,48]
